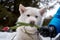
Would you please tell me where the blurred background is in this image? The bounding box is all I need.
[0,0,60,32]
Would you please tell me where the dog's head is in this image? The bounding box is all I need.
[17,4,46,26]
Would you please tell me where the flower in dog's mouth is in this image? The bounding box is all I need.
[16,22,39,28]
[10,22,39,30]
[29,24,35,27]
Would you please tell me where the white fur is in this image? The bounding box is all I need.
[15,4,45,40]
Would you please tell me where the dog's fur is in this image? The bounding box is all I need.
[15,4,46,40]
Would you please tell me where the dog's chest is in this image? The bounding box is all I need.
[22,34,39,40]
[22,31,39,40]
[19,26,39,40]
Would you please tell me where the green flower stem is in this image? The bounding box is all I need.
[10,22,39,30]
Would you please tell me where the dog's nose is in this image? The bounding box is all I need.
[30,21,35,25]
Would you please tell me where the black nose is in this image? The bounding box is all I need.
[30,21,35,25]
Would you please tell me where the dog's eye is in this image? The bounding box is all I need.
[27,15,30,17]
[35,16,38,18]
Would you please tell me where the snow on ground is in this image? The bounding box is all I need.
[0,32,60,40]
[0,32,16,40]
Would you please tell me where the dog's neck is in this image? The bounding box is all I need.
[21,26,39,40]
[21,26,38,35]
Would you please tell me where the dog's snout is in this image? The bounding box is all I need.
[30,21,35,25]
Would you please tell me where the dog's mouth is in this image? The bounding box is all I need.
[29,21,35,26]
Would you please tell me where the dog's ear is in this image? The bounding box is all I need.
[39,7,46,16]
[19,4,26,14]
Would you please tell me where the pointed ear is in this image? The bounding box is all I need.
[39,7,46,16]
[19,4,26,14]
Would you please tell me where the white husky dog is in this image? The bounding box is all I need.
[15,4,46,40]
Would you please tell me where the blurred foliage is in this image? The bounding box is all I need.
[19,0,39,7]
[0,4,17,26]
